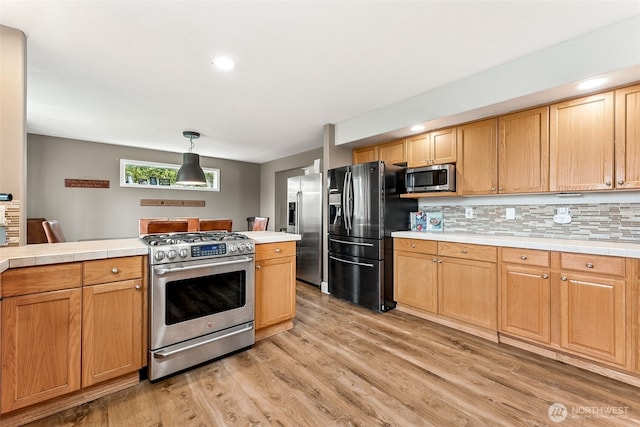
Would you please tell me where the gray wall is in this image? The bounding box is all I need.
[27,134,261,241]
[259,147,323,231]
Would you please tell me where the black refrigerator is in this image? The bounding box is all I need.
[327,161,417,311]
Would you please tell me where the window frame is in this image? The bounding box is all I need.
[119,159,220,191]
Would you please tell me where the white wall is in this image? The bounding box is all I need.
[27,134,261,240]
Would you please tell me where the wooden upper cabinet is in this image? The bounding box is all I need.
[407,127,456,167]
[550,92,614,191]
[378,139,406,165]
[352,145,378,165]
[457,119,498,195]
[498,107,549,193]
[615,83,640,189]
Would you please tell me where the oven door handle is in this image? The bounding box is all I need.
[154,256,254,275]
[153,323,254,359]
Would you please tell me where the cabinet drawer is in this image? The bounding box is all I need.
[255,241,296,261]
[394,238,437,254]
[438,242,496,262]
[83,256,144,286]
[2,263,82,297]
[501,248,550,267]
[560,253,625,277]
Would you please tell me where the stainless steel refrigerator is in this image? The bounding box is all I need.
[287,173,322,286]
[328,161,417,311]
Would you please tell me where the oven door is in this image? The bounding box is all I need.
[150,255,255,351]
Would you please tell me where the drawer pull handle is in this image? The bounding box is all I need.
[520,255,527,260]
[437,259,442,264]
[605,181,611,186]
[461,249,468,254]
[411,244,416,248]
[432,258,437,263]
[275,248,282,253]
[586,263,594,269]
[561,276,568,281]
[256,265,262,270]
[111,268,119,274]
[135,284,141,290]
[541,274,549,279]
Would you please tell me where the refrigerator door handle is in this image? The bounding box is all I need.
[329,238,374,247]
[295,191,301,234]
[342,171,350,232]
[346,171,353,232]
[330,255,374,268]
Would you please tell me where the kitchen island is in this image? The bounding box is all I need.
[0,231,300,425]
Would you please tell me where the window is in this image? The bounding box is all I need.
[120,159,220,191]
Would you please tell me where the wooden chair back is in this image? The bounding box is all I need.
[199,219,233,232]
[42,220,66,243]
[247,216,269,231]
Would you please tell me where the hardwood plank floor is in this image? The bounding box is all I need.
[24,282,640,426]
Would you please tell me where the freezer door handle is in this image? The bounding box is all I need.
[330,255,374,268]
[329,238,374,247]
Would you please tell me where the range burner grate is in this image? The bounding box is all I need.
[141,231,250,246]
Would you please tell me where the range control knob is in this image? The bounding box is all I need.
[246,242,254,251]
[154,251,165,261]
[228,244,237,253]
[238,243,246,252]
[179,248,188,258]
[167,249,177,259]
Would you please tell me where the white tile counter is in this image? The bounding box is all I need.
[391,231,640,258]
[0,238,148,272]
[240,231,301,244]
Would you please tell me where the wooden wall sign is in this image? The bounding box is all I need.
[65,179,110,189]
[140,199,206,207]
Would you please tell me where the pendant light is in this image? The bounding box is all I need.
[176,130,207,186]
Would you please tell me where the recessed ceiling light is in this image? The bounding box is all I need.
[411,124,425,132]
[212,56,235,71]
[576,77,608,90]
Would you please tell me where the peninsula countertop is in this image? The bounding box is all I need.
[0,232,302,273]
[391,231,640,258]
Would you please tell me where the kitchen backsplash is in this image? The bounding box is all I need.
[416,203,640,242]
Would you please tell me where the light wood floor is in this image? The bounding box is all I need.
[26,282,640,426]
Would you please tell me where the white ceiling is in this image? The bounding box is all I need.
[1,1,639,164]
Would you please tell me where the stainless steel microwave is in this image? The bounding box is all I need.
[405,164,456,193]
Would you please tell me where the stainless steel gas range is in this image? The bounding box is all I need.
[142,231,255,381]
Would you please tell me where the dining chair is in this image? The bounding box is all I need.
[42,220,66,243]
[146,220,190,234]
[247,216,269,231]
[199,219,233,232]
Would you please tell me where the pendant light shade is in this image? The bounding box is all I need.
[176,131,207,186]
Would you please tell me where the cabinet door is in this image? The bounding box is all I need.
[550,92,614,191]
[255,256,296,329]
[498,107,549,193]
[457,119,498,195]
[499,265,551,344]
[559,273,625,366]
[353,146,378,165]
[406,133,430,167]
[1,289,82,413]
[615,84,640,189]
[430,127,457,164]
[394,250,438,313]
[438,256,497,330]
[82,279,143,387]
[378,139,406,166]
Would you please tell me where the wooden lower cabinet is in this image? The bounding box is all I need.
[1,288,82,413]
[559,272,625,366]
[499,248,551,344]
[0,256,147,417]
[255,242,296,338]
[438,256,497,330]
[82,279,143,387]
[394,249,438,313]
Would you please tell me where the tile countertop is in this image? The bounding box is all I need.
[240,231,301,244]
[0,238,149,273]
[391,231,640,259]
